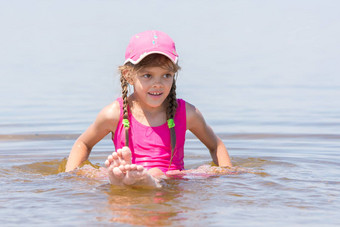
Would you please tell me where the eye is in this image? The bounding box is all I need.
[163,74,173,79]
[142,74,151,78]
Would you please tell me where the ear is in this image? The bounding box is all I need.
[122,69,134,85]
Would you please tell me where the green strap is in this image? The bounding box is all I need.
[167,119,175,128]
[122,119,130,128]
[124,119,173,128]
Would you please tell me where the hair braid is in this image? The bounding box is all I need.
[166,79,177,119]
[120,75,129,147]
[167,79,177,170]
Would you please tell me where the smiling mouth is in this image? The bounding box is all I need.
[148,92,163,96]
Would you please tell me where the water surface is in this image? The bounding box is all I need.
[1,0,340,226]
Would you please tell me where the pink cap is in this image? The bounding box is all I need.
[124,30,178,65]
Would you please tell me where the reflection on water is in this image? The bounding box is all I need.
[103,185,184,226]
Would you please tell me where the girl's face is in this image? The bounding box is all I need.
[131,66,174,110]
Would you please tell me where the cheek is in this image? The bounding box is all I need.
[164,78,174,86]
[134,80,144,89]
[167,80,174,90]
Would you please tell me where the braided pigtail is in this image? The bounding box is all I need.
[120,75,130,147]
[166,79,178,170]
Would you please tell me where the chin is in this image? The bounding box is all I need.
[148,102,164,108]
[147,99,166,108]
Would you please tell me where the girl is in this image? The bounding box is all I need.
[65,30,232,188]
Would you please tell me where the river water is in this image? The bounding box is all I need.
[1,0,340,226]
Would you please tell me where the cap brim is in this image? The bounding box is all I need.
[124,51,178,65]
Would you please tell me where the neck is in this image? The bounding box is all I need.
[129,93,166,115]
[128,93,168,127]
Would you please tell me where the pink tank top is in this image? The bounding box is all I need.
[113,97,186,173]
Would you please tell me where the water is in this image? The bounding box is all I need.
[1,0,340,226]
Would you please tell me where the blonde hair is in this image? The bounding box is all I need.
[118,54,180,168]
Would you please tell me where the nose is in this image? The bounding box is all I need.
[152,76,164,87]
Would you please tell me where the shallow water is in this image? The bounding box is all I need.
[1,0,340,226]
[1,134,339,226]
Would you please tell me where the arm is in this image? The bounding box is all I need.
[186,102,232,167]
[65,101,120,172]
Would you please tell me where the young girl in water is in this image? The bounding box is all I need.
[65,30,232,188]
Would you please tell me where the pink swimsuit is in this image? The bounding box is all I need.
[113,97,186,173]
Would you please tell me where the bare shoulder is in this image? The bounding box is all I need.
[185,101,198,118]
[99,100,120,120]
[95,100,121,132]
[76,100,121,149]
[185,101,206,131]
[185,101,219,151]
